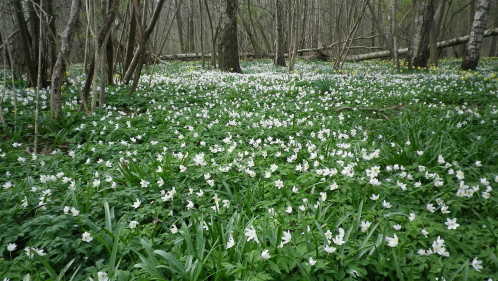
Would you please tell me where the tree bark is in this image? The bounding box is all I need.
[462,0,491,70]
[124,5,137,73]
[217,0,242,73]
[288,0,299,72]
[489,0,498,56]
[429,0,447,66]
[45,0,57,69]
[123,0,166,85]
[12,0,37,86]
[391,0,400,69]
[409,0,435,68]
[81,0,121,108]
[175,0,185,53]
[187,0,195,53]
[275,0,286,66]
[50,0,82,121]
[368,0,394,56]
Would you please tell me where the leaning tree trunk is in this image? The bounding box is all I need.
[50,0,82,121]
[217,0,242,73]
[462,0,491,70]
[409,0,435,68]
[274,0,286,66]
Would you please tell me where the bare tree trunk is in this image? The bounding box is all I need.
[198,0,205,67]
[489,0,498,56]
[123,0,166,85]
[45,0,57,73]
[299,0,307,49]
[288,0,299,72]
[218,0,242,73]
[0,26,8,129]
[334,1,368,71]
[275,0,286,66]
[29,0,40,79]
[391,0,400,69]
[240,9,262,59]
[429,0,447,66]
[175,0,185,53]
[187,0,195,52]
[50,0,82,121]
[245,0,262,58]
[124,5,137,73]
[462,0,492,70]
[81,0,121,109]
[203,0,215,67]
[368,0,394,56]
[409,0,435,68]
[34,0,44,153]
[12,0,37,86]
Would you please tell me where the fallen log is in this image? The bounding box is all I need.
[345,28,498,62]
[157,28,498,62]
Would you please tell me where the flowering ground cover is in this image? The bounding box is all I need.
[0,59,497,280]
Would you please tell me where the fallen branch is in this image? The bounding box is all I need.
[345,28,498,62]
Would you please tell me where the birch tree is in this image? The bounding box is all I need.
[409,0,435,68]
[462,0,492,70]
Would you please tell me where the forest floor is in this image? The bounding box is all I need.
[0,59,497,280]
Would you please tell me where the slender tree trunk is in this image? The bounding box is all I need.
[391,0,400,69]
[198,0,205,67]
[368,0,394,56]
[333,1,368,71]
[299,0,307,49]
[462,0,492,70]
[217,0,242,73]
[81,0,121,109]
[123,0,166,85]
[246,0,262,58]
[203,0,216,67]
[288,0,299,72]
[50,0,82,121]
[29,0,40,77]
[429,0,447,66]
[275,0,286,66]
[489,0,498,56]
[409,0,435,68]
[175,0,185,53]
[45,0,57,74]
[124,5,137,73]
[12,0,37,86]
[240,9,262,58]
[0,27,8,129]
[187,0,195,52]
[34,0,44,153]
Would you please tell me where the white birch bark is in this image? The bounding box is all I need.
[462,0,492,70]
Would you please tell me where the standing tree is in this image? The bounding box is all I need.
[274,0,286,66]
[462,0,492,70]
[217,0,242,73]
[409,0,435,68]
[50,0,82,121]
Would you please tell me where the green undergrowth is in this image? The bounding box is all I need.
[0,59,497,280]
